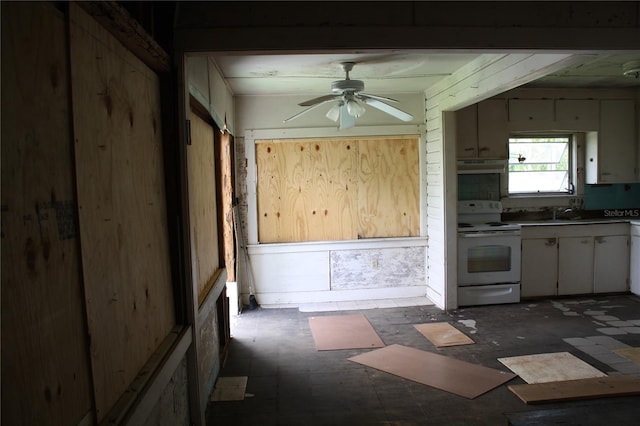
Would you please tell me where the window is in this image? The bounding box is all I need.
[508,135,573,194]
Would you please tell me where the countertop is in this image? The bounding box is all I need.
[511,218,635,227]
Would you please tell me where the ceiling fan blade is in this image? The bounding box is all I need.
[299,94,341,107]
[283,98,336,123]
[358,92,400,103]
[339,104,355,130]
[361,97,414,122]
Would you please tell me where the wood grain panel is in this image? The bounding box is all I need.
[358,136,420,238]
[508,376,640,404]
[256,136,418,243]
[188,111,221,302]
[257,140,314,243]
[0,3,92,424]
[220,132,235,281]
[69,4,175,420]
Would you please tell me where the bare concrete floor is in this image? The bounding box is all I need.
[207,294,640,425]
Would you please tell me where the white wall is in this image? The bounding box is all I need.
[234,93,425,136]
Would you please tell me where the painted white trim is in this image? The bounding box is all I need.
[253,285,429,305]
[247,236,427,255]
[244,124,427,245]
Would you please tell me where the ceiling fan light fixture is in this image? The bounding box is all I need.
[346,98,365,117]
[326,104,341,122]
[622,60,640,78]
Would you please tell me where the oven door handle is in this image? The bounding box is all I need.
[458,231,521,238]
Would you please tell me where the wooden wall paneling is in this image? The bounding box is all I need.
[220,132,235,281]
[0,3,93,424]
[188,110,221,304]
[69,4,175,421]
[358,136,420,238]
[309,138,358,241]
[256,140,311,243]
[256,138,358,243]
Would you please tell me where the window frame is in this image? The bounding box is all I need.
[507,133,575,196]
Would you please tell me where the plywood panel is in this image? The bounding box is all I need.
[69,4,175,420]
[309,314,385,351]
[349,344,516,399]
[358,136,420,238]
[220,132,235,281]
[257,138,358,243]
[188,111,220,302]
[256,136,418,243]
[0,3,92,424]
[508,376,640,404]
[414,322,475,347]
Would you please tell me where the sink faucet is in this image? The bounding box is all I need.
[552,207,573,221]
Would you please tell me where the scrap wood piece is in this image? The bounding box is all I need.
[211,376,248,401]
[308,314,385,351]
[613,347,640,364]
[348,344,515,399]
[498,352,607,384]
[414,322,475,347]
[508,375,640,404]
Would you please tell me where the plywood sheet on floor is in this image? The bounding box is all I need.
[613,347,640,364]
[505,400,640,426]
[414,322,474,347]
[508,376,640,404]
[211,376,248,401]
[498,352,607,384]
[309,314,385,350]
[348,344,515,399]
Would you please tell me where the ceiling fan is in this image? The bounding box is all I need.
[283,62,414,130]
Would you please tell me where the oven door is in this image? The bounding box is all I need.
[458,230,521,285]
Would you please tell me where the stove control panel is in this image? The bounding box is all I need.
[458,200,503,215]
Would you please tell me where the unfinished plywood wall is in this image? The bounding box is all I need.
[69,4,175,421]
[256,136,419,243]
[188,111,221,304]
[219,132,235,281]
[0,3,92,424]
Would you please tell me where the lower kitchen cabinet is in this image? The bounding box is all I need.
[631,224,640,296]
[521,238,557,297]
[521,223,630,298]
[558,236,594,295]
[594,235,630,293]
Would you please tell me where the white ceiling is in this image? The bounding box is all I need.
[211,51,640,97]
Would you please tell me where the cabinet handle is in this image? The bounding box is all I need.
[464,147,475,152]
[479,147,489,152]
[545,238,557,246]
[595,236,604,244]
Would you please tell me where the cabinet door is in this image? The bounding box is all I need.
[558,236,594,295]
[478,100,508,158]
[555,99,599,130]
[508,99,554,123]
[456,104,478,158]
[631,233,640,296]
[521,238,558,297]
[594,235,629,293]
[594,100,636,183]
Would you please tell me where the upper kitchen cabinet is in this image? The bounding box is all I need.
[508,99,554,129]
[555,99,599,131]
[456,104,478,158]
[456,100,508,159]
[586,99,637,184]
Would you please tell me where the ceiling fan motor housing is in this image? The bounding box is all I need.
[332,79,364,94]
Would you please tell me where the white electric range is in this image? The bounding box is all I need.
[457,200,521,306]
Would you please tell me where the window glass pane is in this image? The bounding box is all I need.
[508,136,570,194]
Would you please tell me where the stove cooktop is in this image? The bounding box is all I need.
[457,221,521,232]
